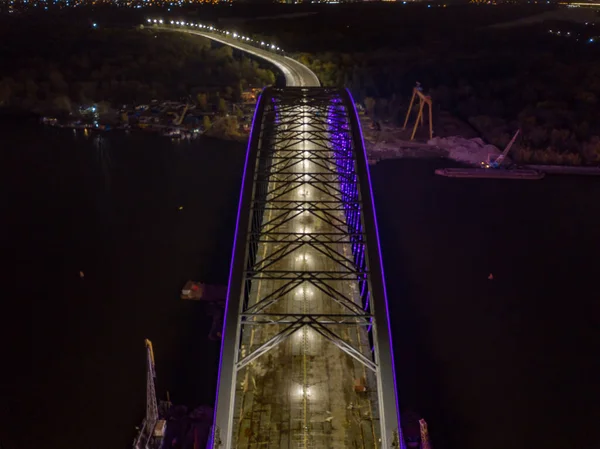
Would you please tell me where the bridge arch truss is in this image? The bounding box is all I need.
[211,87,404,449]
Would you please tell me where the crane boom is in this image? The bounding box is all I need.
[494,129,520,167]
[419,419,432,449]
[134,339,165,449]
[145,339,159,427]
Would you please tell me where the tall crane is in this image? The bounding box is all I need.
[134,339,166,449]
[403,82,434,141]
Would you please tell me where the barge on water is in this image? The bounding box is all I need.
[435,168,545,180]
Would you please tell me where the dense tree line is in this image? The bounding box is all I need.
[0,22,275,117]
[241,5,600,165]
[295,37,600,165]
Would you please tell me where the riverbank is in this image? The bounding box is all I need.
[1,107,250,143]
[361,115,600,176]
[0,22,273,143]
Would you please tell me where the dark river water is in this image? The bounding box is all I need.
[2,120,599,449]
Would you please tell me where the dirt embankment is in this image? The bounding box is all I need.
[360,112,503,166]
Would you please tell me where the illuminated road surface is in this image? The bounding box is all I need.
[231,103,381,449]
[170,28,320,87]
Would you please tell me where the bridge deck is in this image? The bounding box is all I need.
[213,88,402,449]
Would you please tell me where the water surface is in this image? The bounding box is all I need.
[2,122,599,449]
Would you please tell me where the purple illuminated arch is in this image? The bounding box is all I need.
[207,91,264,449]
[345,88,405,447]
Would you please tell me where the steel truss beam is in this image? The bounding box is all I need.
[211,87,404,449]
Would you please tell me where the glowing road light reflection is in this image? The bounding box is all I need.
[298,226,311,234]
[294,286,314,298]
[292,384,315,399]
[296,254,311,263]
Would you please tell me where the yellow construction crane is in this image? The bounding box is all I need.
[403,83,434,141]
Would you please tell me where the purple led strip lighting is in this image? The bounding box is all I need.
[345,88,404,446]
[328,102,365,266]
[207,91,264,449]
[360,272,367,299]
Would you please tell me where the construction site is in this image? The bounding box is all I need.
[361,83,600,178]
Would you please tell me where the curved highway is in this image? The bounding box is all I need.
[171,28,320,87]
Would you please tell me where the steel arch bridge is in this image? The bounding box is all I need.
[210,87,404,449]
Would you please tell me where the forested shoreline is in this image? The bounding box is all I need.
[0,20,275,131]
[242,4,600,165]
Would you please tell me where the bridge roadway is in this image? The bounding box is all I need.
[166,25,403,449]
[166,28,320,87]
